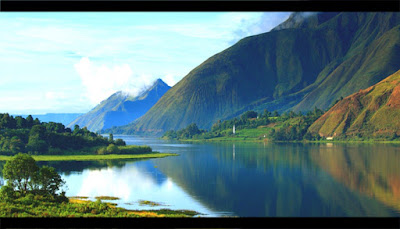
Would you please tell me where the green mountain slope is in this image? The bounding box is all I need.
[112,12,400,133]
[308,69,400,138]
[68,79,170,132]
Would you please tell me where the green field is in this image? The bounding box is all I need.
[0,153,178,161]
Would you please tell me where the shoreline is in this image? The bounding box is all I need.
[0,153,178,161]
[168,137,400,144]
[67,197,201,217]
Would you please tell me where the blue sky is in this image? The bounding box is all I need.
[0,12,291,114]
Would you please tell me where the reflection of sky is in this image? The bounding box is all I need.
[61,160,220,216]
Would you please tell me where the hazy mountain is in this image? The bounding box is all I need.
[68,79,170,132]
[308,69,400,138]
[14,113,83,126]
[109,12,400,133]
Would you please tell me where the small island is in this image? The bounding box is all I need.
[0,113,177,161]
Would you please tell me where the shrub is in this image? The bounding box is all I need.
[97,147,107,155]
[114,139,126,146]
[0,185,16,201]
[118,145,152,154]
[106,144,120,154]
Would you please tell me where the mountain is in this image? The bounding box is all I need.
[308,69,400,138]
[111,12,400,133]
[68,79,170,132]
[14,113,83,126]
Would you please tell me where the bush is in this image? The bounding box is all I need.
[0,185,16,201]
[96,147,107,155]
[118,145,152,154]
[114,139,126,146]
[106,144,120,154]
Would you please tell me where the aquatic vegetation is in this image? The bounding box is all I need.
[95,196,120,200]
[138,200,166,207]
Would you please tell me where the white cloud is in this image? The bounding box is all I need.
[228,12,291,43]
[162,74,179,87]
[0,13,291,114]
[74,57,161,106]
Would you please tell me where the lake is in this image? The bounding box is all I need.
[2,135,400,217]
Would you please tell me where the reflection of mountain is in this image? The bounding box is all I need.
[308,143,400,212]
[154,143,399,216]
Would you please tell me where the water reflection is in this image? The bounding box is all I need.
[1,135,399,217]
[60,159,221,216]
[150,141,400,216]
[309,143,400,212]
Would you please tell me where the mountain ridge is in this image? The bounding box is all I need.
[108,12,400,134]
[68,79,170,132]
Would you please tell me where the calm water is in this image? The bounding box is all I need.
[2,136,400,217]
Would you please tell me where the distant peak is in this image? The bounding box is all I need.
[153,78,170,88]
[272,12,339,31]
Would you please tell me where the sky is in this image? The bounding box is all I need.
[0,12,291,114]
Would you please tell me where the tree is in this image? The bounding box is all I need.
[241,111,258,120]
[263,109,271,118]
[10,136,25,154]
[2,153,65,197]
[27,125,48,153]
[26,115,34,128]
[15,116,26,129]
[106,144,120,154]
[73,125,80,135]
[3,153,39,194]
[114,138,126,146]
[109,133,114,143]
[36,166,65,196]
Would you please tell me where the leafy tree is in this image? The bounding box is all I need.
[15,116,26,129]
[2,154,66,197]
[106,144,120,154]
[26,115,34,128]
[3,153,39,194]
[263,109,271,118]
[10,136,25,154]
[241,111,258,120]
[36,166,65,196]
[73,125,80,135]
[33,118,40,126]
[0,185,16,200]
[114,138,126,146]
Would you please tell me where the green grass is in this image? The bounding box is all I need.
[0,153,178,161]
[0,195,200,217]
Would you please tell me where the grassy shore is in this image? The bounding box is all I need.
[0,153,178,161]
[0,195,200,217]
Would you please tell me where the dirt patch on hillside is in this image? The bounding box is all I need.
[387,84,400,108]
